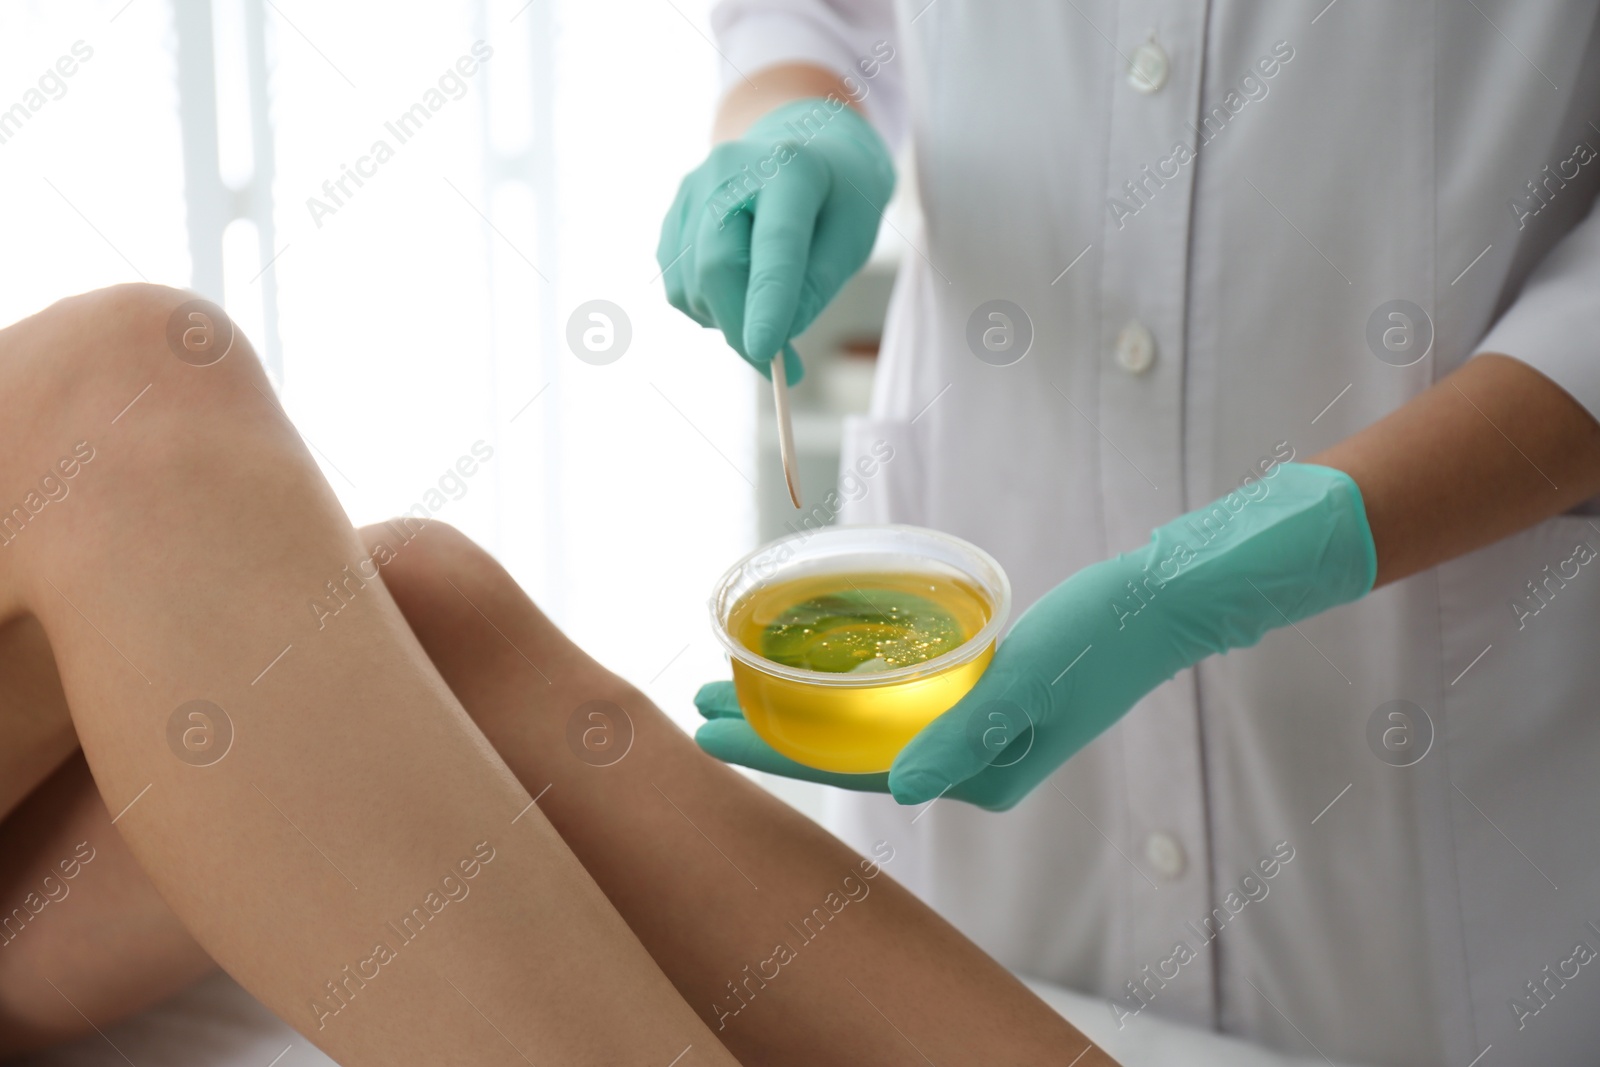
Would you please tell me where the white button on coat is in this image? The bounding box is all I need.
[1127,39,1169,94]
[1143,831,1187,879]
[1114,320,1156,375]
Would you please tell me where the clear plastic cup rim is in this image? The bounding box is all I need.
[708,523,1012,688]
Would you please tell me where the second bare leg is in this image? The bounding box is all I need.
[375,523,1117,1066]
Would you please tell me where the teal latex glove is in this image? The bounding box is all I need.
[696,463,1378,811]
[656,97,895,383]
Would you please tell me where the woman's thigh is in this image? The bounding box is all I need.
[0,614,77,823]
[0,607,208,1057]
[0,753,213,1057]
[0,512,472,1054]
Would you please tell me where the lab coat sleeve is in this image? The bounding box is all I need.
[1474,199,1600,419]
[710,0,906,148]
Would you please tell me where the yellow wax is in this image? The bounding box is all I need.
[728,570,994,774]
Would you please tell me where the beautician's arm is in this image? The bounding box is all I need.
[713,62,856,140]
[1313,353,1600,588]
[694,352,1600,810]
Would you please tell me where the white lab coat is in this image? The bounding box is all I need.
[714,3,1600,1065]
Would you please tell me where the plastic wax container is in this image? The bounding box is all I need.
[710,524,1012,774]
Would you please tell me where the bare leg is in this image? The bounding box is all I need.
[0,597,214,1057]
[0,754,214,1055]
[0,285,739,1066]
[371,522,1118,1066]
[0,615,78,821]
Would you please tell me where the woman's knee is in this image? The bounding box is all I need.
[6,284,221,400]
[0,284,278,462]
[358,518,620,713]
[359,518,562,653]
[361,518,497,607]
[0,285,311,554]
